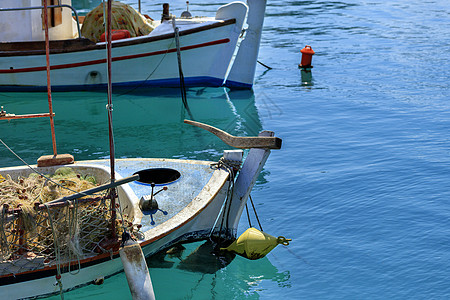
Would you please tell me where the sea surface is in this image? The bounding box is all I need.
[1,0,450,299]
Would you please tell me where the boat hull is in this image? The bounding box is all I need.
[0,158,231,299]
[0,20,241,92]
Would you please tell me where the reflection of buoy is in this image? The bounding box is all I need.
[299,45,315,69]
[300,69,313,86]
[220,228,291,260]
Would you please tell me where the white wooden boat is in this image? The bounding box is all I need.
[0,0,267,91]
[0,121,281,299]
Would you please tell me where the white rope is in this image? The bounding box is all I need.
[67,200,81,275]
[44,203,64,299]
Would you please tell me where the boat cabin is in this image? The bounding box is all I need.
[0,0,79,42]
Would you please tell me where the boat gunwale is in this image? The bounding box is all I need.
[0,18,236,57]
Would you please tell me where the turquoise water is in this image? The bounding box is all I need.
[1,0,450,299]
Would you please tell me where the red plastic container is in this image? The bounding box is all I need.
[100,29,131,42]
[300,45,315,67]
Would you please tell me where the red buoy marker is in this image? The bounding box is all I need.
[299,45,315,69]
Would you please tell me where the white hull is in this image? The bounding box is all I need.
[0,20,241,91]
[0,151,264,298]
[0,1,269,91]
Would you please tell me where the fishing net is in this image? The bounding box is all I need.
[0,167,136,276]
[80,1,156,42]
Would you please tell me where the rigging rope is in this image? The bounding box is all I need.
[257,60,272,70]
[209,157,241,243]
[249,194,263,231]
[172,17,193,119]
[245,203,252,228]
[117,39,174,96]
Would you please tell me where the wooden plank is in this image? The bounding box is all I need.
[41,0,62,28]
[52,0,63,27]
[37,154,74,167]
[0,113,54,120]
[184,120,282,149]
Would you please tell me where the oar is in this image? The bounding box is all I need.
[184,120,282,149]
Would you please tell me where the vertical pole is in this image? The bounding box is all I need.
[106,0,117,237]
[162,3,170,22]
[43,0,58,157]
[106,0,115,182]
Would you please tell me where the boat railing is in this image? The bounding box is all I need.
[0,3,82,39]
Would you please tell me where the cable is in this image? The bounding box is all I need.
[172,17,193,119]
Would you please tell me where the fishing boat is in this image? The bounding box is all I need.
[0,0,267,92]
[0,1,284,298]
[0,125,281,299]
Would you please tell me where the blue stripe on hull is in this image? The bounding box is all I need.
[0,77,226,92]
[223,79,253,89]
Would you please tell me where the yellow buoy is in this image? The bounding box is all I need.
[220,227,291,260]
[0,174,4,183]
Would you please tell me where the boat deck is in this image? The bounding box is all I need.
[79,158,217,233]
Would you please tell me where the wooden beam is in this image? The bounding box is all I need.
[37,154,74,167]
[0,113,54,120]
[184,119,282,149]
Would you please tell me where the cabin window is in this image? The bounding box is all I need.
[42,0,62,28]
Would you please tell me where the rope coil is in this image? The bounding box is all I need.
[210,157,242,172]
[209,155,243,243]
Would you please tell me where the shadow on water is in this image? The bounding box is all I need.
[147,240,236,274]
[145,240,291,298]
[43,239,290,299]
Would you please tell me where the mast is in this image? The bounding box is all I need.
[104,0,118,240]
[43,0,57,156]
[106,0,115,182]
[34,0,74,167]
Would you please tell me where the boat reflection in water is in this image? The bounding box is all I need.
[0,88,263,167]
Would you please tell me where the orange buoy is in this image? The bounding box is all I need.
[100,29,131,42]
[299,45,315,68]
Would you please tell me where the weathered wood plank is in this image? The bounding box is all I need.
[184,119,282,149]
